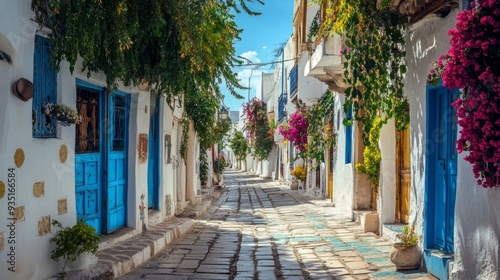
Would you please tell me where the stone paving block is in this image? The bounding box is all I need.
[329,268,350,276]
[345,261,369,270]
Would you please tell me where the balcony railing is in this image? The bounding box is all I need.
[278,92,287,123]
[289,64,298,99]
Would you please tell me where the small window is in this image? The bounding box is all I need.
[33,35,57,138]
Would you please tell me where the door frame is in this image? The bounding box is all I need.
[423,82,458,280]
[75,79,130,234]
[395,127,411,224]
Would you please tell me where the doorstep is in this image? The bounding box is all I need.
[47,188,223,280]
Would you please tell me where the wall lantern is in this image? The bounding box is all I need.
[218,106,229,121]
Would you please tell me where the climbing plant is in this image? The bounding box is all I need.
[304,91,336,169]
[242,98,273,160]
[314,0,409,186]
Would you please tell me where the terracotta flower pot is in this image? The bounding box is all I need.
[389,243,421,270]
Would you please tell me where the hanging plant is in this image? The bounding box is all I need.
[43,103,81,126]
[429,0,500,188]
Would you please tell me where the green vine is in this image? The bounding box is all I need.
[317,0,409,186]
[199,152,209,186]
[303,91,336,170]
[355,117,382,187]
[180,114,190,163]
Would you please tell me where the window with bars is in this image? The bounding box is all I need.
[76,88,100,153]
[32,35,57,138]
[112,95,127,151]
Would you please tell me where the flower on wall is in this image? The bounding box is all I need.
[429,0,500,188]
[279,111,308,154]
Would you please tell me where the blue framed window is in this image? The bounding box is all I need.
[345,107,352,164]
[33,35,57,138]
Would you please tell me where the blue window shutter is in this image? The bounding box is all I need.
[345,107,352,164]
[33,35,57,138]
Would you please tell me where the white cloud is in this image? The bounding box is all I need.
[262,46,268,50]
[239,51,261,64]
[236,51,263,100]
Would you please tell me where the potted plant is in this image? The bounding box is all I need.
[389,225,421,270]
[50,219,100,278]
[290,164,307,190]
[43,103,81,126]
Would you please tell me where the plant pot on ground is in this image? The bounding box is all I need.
[389,225,421,270]
[50,219,100,278]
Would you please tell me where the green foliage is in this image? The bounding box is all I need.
[199,152,209,186]
[340,1,409,144]
[214,156,226,173]
[230,130,249,162]
[355,117,382,187]
[397,225,418,246]
[304,91,336,170]
[30,0,256,104]
[308,11,321,42]
[180,115,190,162]
[243,98,273,160]
[50,220,100,274]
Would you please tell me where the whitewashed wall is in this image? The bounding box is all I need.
[379,120,396,226]
[406,11,458,248]
[331,94,355,216]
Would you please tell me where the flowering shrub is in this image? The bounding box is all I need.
[43,103,80,126]
[430,0,500,187]
[291,165,307,181]
[243,98,273,160]
[279,111,308,153]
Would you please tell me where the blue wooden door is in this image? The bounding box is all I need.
[75,85,103,234]
[148,95,159,209]
[106,93,129,232]
[426,85,458,253]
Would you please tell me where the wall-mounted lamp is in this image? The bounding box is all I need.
[164,134,172,164]
[218,106,229,121]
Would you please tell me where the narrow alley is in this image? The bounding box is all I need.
[119,170,434,280]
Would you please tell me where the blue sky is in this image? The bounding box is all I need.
[221,1,294,112]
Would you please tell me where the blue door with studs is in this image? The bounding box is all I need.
[75,81,129,233]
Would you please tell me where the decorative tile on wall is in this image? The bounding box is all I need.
[14,148,25,168]
[33,182,45,198]
[14,206,25,222]
[57,199,67,215]
[38,215,51,236]
[59,144,68,163]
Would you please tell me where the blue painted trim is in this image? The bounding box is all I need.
[76,79,106,92]
[345,107,352,164]
[424,250,452,280]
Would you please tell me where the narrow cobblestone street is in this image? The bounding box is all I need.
[119,170,435,280]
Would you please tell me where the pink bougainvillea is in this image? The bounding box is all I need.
[432,0,500,187]
[279,111,309,153]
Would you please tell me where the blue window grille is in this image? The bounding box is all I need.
[278,92,287,123]
[289,64,298,98]
[345,107,352,164]
[33,35,57,138]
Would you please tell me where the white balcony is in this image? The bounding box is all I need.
[304,34,347,91]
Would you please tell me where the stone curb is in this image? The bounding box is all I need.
[52,189,222,280]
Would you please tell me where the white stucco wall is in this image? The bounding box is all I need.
[406,11,458,247]
[379,120,396,226]
[331,93,355,216]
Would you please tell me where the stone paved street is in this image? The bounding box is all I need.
[119,170,435,280]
